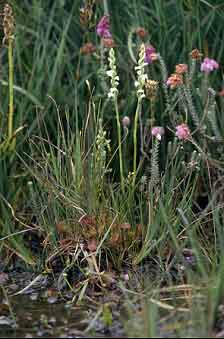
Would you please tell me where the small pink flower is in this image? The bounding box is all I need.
[166,73,183,89]
[151,126,165,140]
[122,116,131,127]
[145,45,156,64]
[96,15,112,38]
[175,64,188,74]
[123,273,129,281]
[200,58,219,73]
[175,124,191,140]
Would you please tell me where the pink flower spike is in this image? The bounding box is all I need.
[211,59,219,69]
[151,126,165,140]
[145,45,156,64]
[96,15,112,38]
[175,124,191,141]
[200,57,219,73]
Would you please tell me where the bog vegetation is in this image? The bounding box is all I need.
[1,0,224,337]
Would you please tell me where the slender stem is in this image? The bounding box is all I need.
[8,38,14,149]
[103,0,109,15]
[150,98,155,130]
[133,97,142,185]
[202,73,209,106]
[115,98,124,192]
[139,107,143,161]
[189,58,196,80]
[100,40,107,92]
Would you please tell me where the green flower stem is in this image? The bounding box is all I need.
[133,97,142,186]
[8,38,14,150]
[189,59,196,80]
[103,0,109,15]
[202,73,209,106]
[114,98,124,192]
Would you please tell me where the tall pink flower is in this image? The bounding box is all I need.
[200,58,219,73]
[175,124,191,141]
[96,15,112,38]
[145,45,156,64]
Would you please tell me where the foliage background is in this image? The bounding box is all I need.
[1,0,224,133]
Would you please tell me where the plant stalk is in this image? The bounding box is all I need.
[8,38,14,150]
[103,0,109,15]
[115,98,124,192]
[133,97,142,186]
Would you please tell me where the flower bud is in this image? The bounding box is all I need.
[122,116,131,128]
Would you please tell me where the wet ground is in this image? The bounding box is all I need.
[1,295,87,338]
[0,253,205,338]
[0,271,125,338]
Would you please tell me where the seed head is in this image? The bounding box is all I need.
[2,4,15,45]
[79,0,95,28]
[145,79,159,100]
[135,27,148,39]
[190,49,203,60]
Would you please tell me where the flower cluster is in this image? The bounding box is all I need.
[175,124,191,140]
[166,73,183,89]
[200,58,219,73]
[151,127,165,141]
[80,42,96,55]
[107,48,119,99]
[151,124,191,142]
[175,64,188,74]
[134,44,148,99]
[96,15,112,38]
[144,45,156,64]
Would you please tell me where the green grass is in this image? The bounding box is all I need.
[1,0,224,337]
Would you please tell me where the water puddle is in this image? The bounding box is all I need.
[0,294,90,338]
[0,271,124,338]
